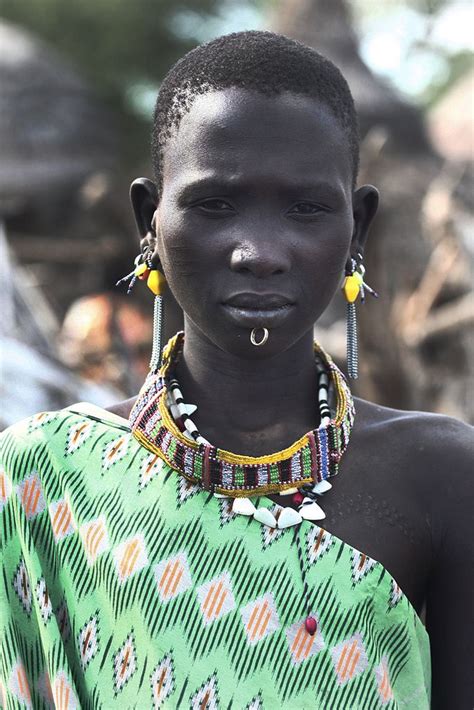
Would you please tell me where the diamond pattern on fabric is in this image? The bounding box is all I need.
[375,657,393,705]
[13,559,32,615]
[113,632,137,694]
[0,408,432,708]
[176,475,201,505]
[350,550,377,584]
[9,660,32,708]
[36,578,52,624]
[65,420,94,455]
[154,551,192,603]
[16,473,45,520]
[306,526,334,565]
[240,592,280,646]
[80,515,110,566]
[140,453,165,490]
[113,534,148,584]
[197,571,236,626]
[285,613,325,665]
[150,653,175,708]
[190,673,220,710]
[52,670,78,709]
[78,614,100,670]
[27,411,56,432]
[49,498,76,541]
[102,435,129,471]
[218,498,237,526]
[375,656,394,705]
[261,506,287,548]
[331,633,369,685]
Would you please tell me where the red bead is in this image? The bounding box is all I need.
[293,492,304,505]
[305,616,317,635]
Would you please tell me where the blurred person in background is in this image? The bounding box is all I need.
[1,31,472,709]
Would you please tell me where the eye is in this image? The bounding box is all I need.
[287,202,324,216]
[195,198,235,214]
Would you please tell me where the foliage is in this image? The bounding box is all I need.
[352,0,473,109]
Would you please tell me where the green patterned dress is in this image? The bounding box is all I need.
[0,404,431,709]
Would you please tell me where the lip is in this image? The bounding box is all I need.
[224,292,295,309]
[222,292,295,328]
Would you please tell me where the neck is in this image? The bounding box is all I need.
[174,324,319,456]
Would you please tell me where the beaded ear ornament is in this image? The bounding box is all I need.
[342,254,378,379]
[116,247,166,371]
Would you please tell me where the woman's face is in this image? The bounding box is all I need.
[153,88,374,359]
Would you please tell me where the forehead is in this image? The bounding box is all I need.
[162,88,352,195]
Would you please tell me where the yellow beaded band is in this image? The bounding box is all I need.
[129,333,355,494]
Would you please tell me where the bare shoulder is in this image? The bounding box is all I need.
[353,396,473,487]
[106,397,137,421]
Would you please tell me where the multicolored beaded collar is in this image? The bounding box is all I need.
[129,332,355,497]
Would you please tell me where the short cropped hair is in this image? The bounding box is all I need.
[151,30,359,194]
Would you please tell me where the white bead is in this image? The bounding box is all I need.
[312,480,332,495]
[279,487,298,496]
[253,508,278,528]
[299,502,326,521]
[213,492,229,499]
[184,418,198,433]
[232,497,257,516]
[170,403,181,420]
[277,507,303,528]
[180,403,197,416]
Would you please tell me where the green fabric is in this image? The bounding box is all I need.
[0,406,431,709]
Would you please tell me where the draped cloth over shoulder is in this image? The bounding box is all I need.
[0,405,431,708]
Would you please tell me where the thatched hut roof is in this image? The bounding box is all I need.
[0,20,116,217]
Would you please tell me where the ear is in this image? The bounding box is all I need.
[350,185,379,260]
[130,177,159,247]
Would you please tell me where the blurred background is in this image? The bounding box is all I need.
[0,0,473,428]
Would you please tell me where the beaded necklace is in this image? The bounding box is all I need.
[130,332,355,498]
[129,332,356,635]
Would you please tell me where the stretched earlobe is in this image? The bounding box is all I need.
[130,178,159,238]
[350,184,379,257]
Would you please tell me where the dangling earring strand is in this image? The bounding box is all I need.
[342,255,378,379]
[116,245,167,372]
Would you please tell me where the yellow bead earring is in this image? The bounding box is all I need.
[342,255,378,379]
[116,245,167,372]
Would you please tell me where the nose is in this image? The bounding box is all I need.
[229,237,290,278]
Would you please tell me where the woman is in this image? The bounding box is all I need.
[1,31,472,709]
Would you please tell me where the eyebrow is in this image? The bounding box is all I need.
[176,176,346,202]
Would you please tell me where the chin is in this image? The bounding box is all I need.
[204,324,307,361]
[182,305,315,360]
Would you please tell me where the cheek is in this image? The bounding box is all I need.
[156,214,218,313]
[299,219,352,278]
[157,210,197,276]
[296,223,352,312]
